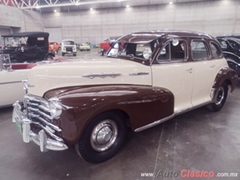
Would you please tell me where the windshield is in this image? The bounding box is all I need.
[62,41,75,45]
[107,41,157,60]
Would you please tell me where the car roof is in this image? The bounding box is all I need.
[118,30,215,43]
[217,37,240,43]
[62,39,75,41]
[2,32,49,38]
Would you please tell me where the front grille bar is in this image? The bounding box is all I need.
[29,113,61,132]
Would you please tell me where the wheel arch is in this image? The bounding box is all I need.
[213,67,238,92]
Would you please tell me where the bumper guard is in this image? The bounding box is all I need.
[12,101,68,152]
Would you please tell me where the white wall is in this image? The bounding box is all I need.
[42,0,240,44]
[0,5,43,32]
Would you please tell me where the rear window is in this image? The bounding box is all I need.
[210,42,222,59]
[191,40,209,60]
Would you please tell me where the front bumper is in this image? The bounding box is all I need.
[12,101,68,152]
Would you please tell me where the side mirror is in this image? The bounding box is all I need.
[172,39,179,46]
[160,48,166,55]
[143,48,152,60]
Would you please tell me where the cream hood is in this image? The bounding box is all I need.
[27,58,152,97]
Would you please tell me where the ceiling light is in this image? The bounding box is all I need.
[126,5,130,8]
[54,9,57,13]
[169,2,173,4]
[90,7,93,11]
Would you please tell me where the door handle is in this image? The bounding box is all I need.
[186,68,193,72]
[129,72,149,76]
[209,65,215,68]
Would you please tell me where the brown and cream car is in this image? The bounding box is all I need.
[12,30,237,163]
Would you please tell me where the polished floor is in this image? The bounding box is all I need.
[0,51,240,180]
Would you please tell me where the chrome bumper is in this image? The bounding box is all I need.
[12,101,68,152]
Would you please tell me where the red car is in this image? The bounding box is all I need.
[100,36,119,55]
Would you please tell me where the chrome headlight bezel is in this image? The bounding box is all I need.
[49,98,62,119]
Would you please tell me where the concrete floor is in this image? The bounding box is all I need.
[0,50,240,180]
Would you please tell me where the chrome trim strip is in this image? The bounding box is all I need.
[82,72,121,79]
[129,72,149,76]
[0,81,22,85]
[226,58,240,66]
[134,114,174,132]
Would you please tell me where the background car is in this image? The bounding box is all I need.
[78,43,91,51]
[61,39,77,56]
[100,36,120,55]
[49,41,60,54]
[217,37,240,76]
[0,54,36,108]
[0,32,55,62]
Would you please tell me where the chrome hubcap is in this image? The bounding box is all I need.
[215,87,225,105]
[90,120,118,152]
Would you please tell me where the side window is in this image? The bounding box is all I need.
[191,40,209,61]
[157,40,187,63]
[158,43,170,62]
[210,42,222,59]
[218,40,228,50]
[228,40,240,50]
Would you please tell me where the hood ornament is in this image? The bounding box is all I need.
[22,79,35,94]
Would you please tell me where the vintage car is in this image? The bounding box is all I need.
[0,32,55,63]
[100,36,120,55]
[78,43,91,51]
[0,54,36,107]
[217,37,240,76]
[49,41,61,54]
[12,31,237,164]
[61,39,77,56]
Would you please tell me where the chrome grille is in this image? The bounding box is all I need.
[24,95,51,123]
[23,94,61,133]
[66,47,72,51]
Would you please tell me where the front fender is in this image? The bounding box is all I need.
[44,85,174,145]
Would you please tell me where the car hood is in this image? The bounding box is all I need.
[27,58,152,97]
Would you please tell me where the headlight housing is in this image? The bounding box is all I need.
[49,98,62,119]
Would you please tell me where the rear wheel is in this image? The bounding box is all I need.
[75,111,127,163]
[62,53,65,56]
[207,82,228,112]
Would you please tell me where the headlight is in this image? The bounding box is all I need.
[49,98,62,119]
[62,47,66,52]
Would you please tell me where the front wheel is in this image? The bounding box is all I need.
[207,83,228,112]
[75,111,127,163]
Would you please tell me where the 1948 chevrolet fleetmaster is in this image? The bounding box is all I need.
[12,30,238,163]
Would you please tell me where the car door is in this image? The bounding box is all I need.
[0,70,27,107]
[190,40,224,106]
[151,39,194,114]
